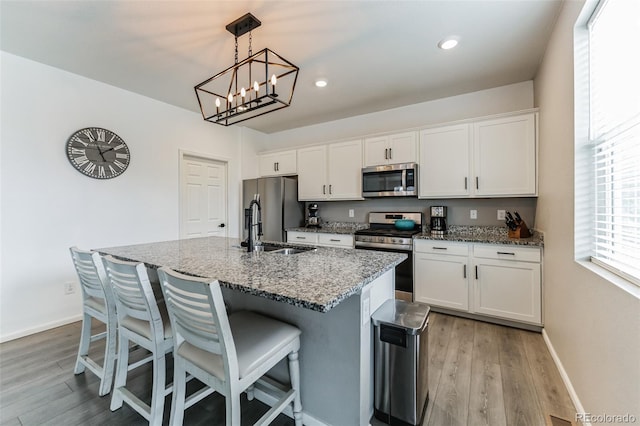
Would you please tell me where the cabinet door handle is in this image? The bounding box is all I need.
[274,162,277,172]
[276,162,279,172]
[464,177,468,190]
[497,251,516,256]
[432,247,448,250]
[330,239,340,242]
[323,184,326,194]
[384,148,388,160]
[475,265,478,279]
[389,148,392,159]
[329,184,332,194]
[463,264,467,278]
[476,176,479,190]
[296,236,307,240]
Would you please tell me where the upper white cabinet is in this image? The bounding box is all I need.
[298,139,363,201]
[419,124,471,197]
[473,113,536,196]
[364,132,417,167]
[419,112,537,198]
[258,150,297,177]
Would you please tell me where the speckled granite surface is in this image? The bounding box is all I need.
[97,237,405,313]
[286,221,368,235]
[415,225,544,247]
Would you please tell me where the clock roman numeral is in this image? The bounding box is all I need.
[74,155,89,166]
[113,143,126,151]
[115,153,129,160]
[71,148,85,155]
[84,162,96,174]
[98,166,106,178]
[108,165,117,175]
[113,160,125,170]
[72,136,88,147]
[96,129,106,142]
[107,134,116,144]
[81,129,95,142]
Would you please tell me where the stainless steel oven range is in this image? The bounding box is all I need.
[354,212,423,301]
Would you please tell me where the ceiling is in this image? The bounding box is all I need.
[0,1,562,134]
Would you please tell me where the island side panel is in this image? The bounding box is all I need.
[221,269,395,426]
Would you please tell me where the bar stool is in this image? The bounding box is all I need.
[69,247,117,396]
[102,255,173,426]
[157,266,303,426]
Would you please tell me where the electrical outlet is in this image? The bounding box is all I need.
[64,281,76,295]
[497,210,506,220]
[470,209,478,220]
[349,209,355,218]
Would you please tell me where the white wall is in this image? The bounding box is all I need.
[0,52,254,341]
[534,0,640,421]
[262,81,534,151]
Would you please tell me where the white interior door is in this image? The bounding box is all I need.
[180,154,228,239]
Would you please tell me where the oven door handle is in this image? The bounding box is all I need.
[355,242,413,251]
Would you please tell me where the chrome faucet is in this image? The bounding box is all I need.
[245,194,262,252]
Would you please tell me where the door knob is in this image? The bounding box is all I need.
[218,223,226,228]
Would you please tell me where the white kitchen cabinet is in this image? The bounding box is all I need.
[418,111,537,198]
[364,132,417,167]
[413,239,542,326]
[258,150,297,177]
[473,113,537,196]
[414,240,470,311]
[287,231,354,248]
[297,140,363,201]
[472,244,541,324]
[419,124,471,197]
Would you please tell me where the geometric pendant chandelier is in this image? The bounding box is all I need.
[195,13,299,126]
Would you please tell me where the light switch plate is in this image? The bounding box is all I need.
[470,209,478,220]
[349,209,355,218]
[497,210,506,220]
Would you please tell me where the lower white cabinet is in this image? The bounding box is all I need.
[414,240,542,326]
[287,231,354,248]
[414,242,470,310]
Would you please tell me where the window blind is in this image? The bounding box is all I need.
[588,0,640,286]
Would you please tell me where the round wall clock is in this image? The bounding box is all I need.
[66,127,130,179]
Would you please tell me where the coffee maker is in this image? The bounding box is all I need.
[430,206,447,236]
[306,203,321,228]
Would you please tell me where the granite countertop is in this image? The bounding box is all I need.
[286,221,368,235]
[415,225,544,247]
[97,236,405,313]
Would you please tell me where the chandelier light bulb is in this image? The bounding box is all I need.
[215,98,221,107]
[241,87,246,99]
[254,81,259,93]
[228,93,233,103]
[271,74,277,86]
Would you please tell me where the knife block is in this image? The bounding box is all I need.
[508,220,531,239]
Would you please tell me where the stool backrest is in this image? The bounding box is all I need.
[157,267,238,378]
[102,255,164,340]
[69,246,114,308]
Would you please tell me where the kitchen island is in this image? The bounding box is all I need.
[97,236,405,426]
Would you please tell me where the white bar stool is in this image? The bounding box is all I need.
[102,255,173,426]
[157,266,303,426]
[69,247,118,396]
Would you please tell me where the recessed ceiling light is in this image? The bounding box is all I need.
[438,38,459,50]
[315,79,328,88]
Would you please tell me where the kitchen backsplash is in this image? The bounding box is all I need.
[307,197,538,228]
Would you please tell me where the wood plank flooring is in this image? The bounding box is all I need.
[0,313,578,425]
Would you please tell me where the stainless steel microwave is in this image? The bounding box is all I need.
[362,163,418,197]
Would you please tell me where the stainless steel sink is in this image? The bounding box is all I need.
[252,244,285,252]
[271,248,310,255]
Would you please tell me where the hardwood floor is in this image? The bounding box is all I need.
[0,313,578,425]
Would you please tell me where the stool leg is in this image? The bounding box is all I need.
[149,350,166,426]
[98,319,117,396]
[169,358,186,426]
[110,332,129,411]
[288,350,303,426]
[74,312,92,374]
[226,393,241,426]
[246,384,255,401]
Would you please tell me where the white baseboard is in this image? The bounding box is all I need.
[542,329,590,426]
[0,314,82,343]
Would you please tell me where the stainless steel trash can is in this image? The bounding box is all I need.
[372,299,430,425]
